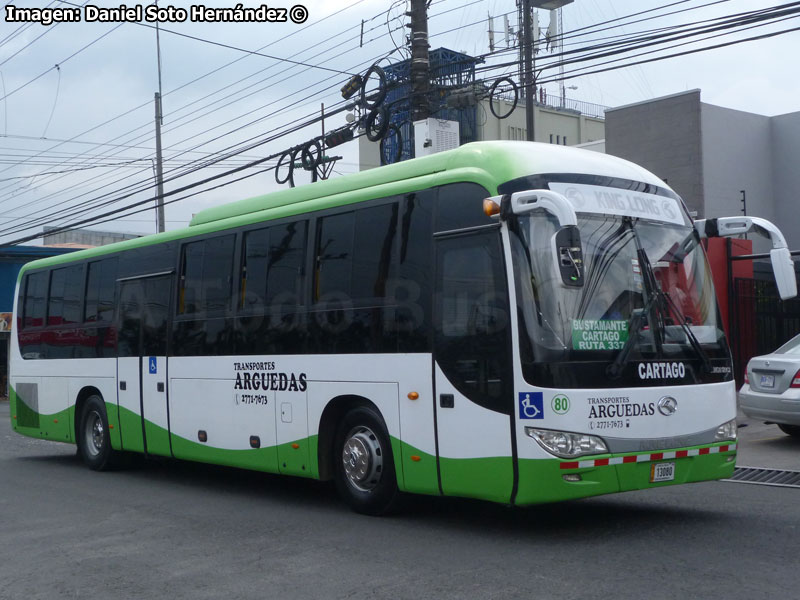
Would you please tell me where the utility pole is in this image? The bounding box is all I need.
[154,92,166,233]
[408,0,430,122]
[521,0,535,141]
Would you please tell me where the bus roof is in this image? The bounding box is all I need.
[14,141,671,275]
[189,141,669,227]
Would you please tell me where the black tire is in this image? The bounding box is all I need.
[334,405,398,515]
[777,423,800,437]
[77,394,120,471]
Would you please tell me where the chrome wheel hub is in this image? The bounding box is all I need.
[342,426,383,492]
[85,410,103,457]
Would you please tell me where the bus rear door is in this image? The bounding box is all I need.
[116,274,173,457]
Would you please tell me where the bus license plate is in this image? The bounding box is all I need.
[650,462,675,483]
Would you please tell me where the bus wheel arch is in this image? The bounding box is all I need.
[74,386,104,443]
[317,395,374,481]
[319,396,399,515]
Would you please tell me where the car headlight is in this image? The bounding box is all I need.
[714,419,737,441]
[525,427,608,459]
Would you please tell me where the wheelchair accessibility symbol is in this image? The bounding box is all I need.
[519,392,544,419]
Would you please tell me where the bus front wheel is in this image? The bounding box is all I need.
[77,395,120,471]
[334,406,398,515]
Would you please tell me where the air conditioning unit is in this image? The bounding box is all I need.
[413,118,460,157]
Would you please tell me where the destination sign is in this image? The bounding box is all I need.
[548,182,687,226]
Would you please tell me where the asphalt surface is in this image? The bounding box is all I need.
[1,399,798,600]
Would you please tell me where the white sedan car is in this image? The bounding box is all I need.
[739,334,800,438]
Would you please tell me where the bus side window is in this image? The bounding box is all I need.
[83,257,118,359]
[352,203,398,301]
[312,201,399,353]
[85,258,118,324]
[396,190,434,352]
[241,220,307,313]
[435,182,493,233]
[315,204,398,304]
[48,264,83,326]
[315,211,354,303]
[23,272,48,329]
[178,235,235,316]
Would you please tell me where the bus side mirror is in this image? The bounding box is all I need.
[695,216,797,300]
[770,247,797,301]
[552,225,584,287]
[503,189,585,288]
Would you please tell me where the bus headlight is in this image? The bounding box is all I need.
[525,427,608,459]
[714,419,737,441]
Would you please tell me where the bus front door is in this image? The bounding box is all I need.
[116,275,172,457]
[433,229,515,504]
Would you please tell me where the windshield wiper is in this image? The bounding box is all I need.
[607,219,713,378]
[607,218,665,378]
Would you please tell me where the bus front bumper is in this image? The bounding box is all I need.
[514,442,737,506]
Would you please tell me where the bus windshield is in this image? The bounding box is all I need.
[510,210,732,389]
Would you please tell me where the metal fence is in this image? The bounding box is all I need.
[732,278,800,385]
[490,89,608,120]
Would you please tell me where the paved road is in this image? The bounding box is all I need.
[736,406,800,470]
[1,399,798,600]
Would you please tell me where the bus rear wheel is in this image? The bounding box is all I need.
[334,406,398,515]
[77,395,120,471]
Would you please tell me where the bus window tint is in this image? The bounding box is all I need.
[316,204,398,304]
[267,221,306,306]
[141,277,170,356]
[396,191,434,351]
[435,182,493,233]
[85,258,118,323]
[23,272,48,328]
[117,281,142,357]
[316,212,354,302]
[352,204,397,301]
[435,230,511,413]
[47,269,66,326]
[179,235,235,315]
[48,265,83,326]
[181,241,203,314]
[242,220,306,312]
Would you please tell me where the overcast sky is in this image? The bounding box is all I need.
[1,0,798,243]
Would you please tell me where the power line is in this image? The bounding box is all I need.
[0,0,377,195]
[134,22,360,77]
[0,22,125,103]
[3,0,793,242]
[0,0,406,211]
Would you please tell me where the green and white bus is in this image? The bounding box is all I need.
[9,141,796,514]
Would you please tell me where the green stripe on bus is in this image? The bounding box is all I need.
[515,448,736,505]
[9,386,72,443]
